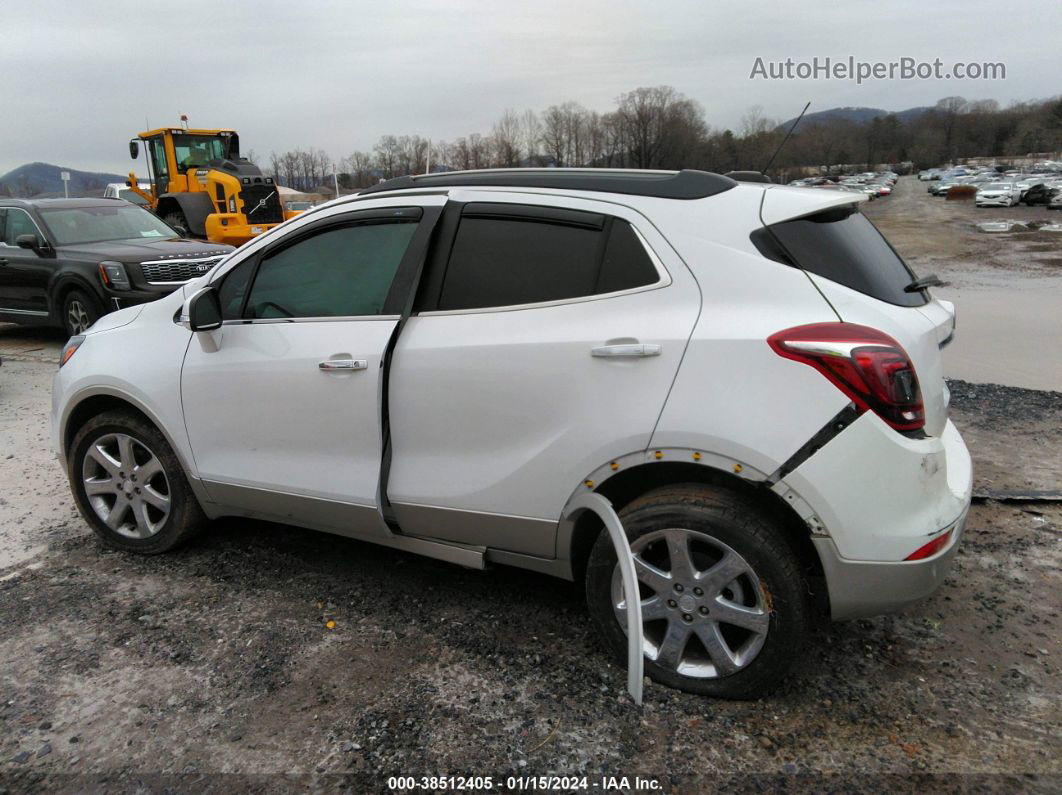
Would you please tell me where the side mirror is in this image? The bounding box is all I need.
[129,140,140,159]
[15,234,44,253]
[180,286,222,332]
[172,224,190,238]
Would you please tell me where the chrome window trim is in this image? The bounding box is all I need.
[221,314,401,326]
[419,222,671,317]
[0,207,49,248]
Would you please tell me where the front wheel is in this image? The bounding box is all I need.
[69,410,206,554]
[585,484,810,699]
[62,289,100,336]
[162,211,191,237]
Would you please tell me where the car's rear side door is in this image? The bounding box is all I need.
[384,192,701,556]
[180,198,441,537]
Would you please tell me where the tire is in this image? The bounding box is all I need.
[162,211,190,237]
[585,484,810,699]
[68,410,206,554]
[62,289,101,336]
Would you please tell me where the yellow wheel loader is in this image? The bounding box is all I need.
[126,124,293,247]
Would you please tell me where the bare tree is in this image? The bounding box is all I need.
[933,96,969,160]
[520,109,542,165]
[373,136,401,179]
[342,151,375,187]
[491,109,522,167]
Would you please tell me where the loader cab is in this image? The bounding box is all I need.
[135,129,239,197]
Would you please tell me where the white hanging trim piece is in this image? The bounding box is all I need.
[564,492,644,705]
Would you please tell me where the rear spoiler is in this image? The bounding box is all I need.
[725,171,773,183]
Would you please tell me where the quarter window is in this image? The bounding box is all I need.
[241,220,417,319]
[437,212,659,312]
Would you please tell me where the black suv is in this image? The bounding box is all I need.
[0,198,233,335]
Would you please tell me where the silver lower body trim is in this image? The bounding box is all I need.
[200,480,486,569]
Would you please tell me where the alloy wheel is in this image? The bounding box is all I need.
[67,299,91,335]
[611,528,770,678]
[81,433,171,539]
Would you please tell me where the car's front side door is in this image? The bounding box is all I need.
[0,207,53,316]
[180,198,441,537]
[384,193,702,557]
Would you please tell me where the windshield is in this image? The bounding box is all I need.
[38,204,176,246]
[172,134,231,170]
[983,184,1008,191]
[118,190,149,206]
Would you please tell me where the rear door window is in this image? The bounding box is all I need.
[1,208,42,246]
[753,207,927,307]
[436,205,659,311]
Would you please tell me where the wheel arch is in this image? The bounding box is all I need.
[560,456,828,616]
[156,193,213,238]
[61,388,201,496]
[51,274,105,322]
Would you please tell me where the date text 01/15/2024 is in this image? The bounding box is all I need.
[386,775,663,791]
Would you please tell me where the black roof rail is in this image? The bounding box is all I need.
[358,168,739,200]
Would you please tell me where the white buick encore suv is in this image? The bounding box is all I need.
[52,169,972,699]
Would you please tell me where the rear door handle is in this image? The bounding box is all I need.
[591,343,661,358]
[0,258,8,266]
[318,358,367,371]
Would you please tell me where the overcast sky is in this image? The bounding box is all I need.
[2,0,1058,175]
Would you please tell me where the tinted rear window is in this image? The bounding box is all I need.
[753,207,926,307]
[437,215,658,311]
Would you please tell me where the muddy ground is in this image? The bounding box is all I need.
[1,180,1060,793]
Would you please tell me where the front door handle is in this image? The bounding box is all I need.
[318,358,367,371]
[0,258,8,266]
[591,343,661,358]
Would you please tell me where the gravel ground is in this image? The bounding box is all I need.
[0,353,1059,792]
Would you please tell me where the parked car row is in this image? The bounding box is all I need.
[787,171,898,200]
[921,163,1062,205]
[922,163,1062,207]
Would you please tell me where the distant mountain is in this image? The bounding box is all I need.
[778,105,934,130]
[0,162,128,197]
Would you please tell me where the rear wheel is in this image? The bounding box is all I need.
[585,484,810,699]
[69,410,206,554]
[62,289,100,336]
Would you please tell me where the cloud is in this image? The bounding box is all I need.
[1,0,1056,174]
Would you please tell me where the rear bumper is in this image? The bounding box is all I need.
[813,508,968,620]
[776,414,973,620]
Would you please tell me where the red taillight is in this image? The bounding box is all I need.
[768,322,925,432]
[905,528,953,560]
